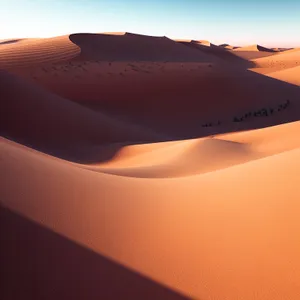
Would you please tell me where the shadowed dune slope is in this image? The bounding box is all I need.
[6,61,300,140]
[174,39,246,64]
[30,62,300,138]
[0,70,163,158]
[0,206,188,300]
[0,35,80,68]
[1,130,300,300]
[69,32,215,62]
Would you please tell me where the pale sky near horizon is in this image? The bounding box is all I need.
[1,0,299,47]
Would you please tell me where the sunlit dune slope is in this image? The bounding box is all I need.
[264,65,300,86]
[21,60,300,137]
[253,48,300,68]
[233,44,276,52]
[0,35,80,68]
[1,127,300,300]
[85,121,300,177]
[69,32,215,62]
[0,70,163,157]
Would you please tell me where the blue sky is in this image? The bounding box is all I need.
[1,0,299,47]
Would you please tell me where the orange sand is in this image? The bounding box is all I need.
[1,32,300,300]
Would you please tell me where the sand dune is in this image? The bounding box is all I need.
[87,121,300,178]
[1,31,300,300]
[4,58,299,140]
[0,35,80,68]
[264,65,300,86]
[219,43,234,49]
[177,40,273,64]
[253,48,300,68]
[70,32,214,62]
[0,70,163,159]
[234,44,276,52]
[1,120,300,299]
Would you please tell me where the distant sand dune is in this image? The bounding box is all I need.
[0,35,80,68]
[234,44,276,52]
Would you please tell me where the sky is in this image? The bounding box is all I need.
[1,0,299,47]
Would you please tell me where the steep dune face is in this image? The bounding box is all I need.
[0,70,163,158]
[0,35,80,68]
[1,124,300,299]
[69,33,214,62]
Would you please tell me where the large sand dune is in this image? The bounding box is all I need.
[70,33,214,62]
[1,31,300,300]
[6,63,300,139]
[1,120,300,299]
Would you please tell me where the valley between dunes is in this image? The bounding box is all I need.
[1,32,300,300]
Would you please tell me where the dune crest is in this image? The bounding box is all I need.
[0,35,80,68]
[233,44,276,52]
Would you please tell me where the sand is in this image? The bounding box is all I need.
[264,65,300,86]
[0,35,80,68]
[233,44,276,52]
[1,32,300,300]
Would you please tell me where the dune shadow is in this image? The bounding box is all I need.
[0,206,191,300]
[177,41,256,68]
[0,39,22,46]
[68,33,213,62]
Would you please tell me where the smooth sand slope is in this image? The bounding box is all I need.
[87,121,300,178]
[0,35,80,68]
[0,70,163,159]
[250,48,300,83]
[1,120,300,300]
[265,65,300,86]
[253,48,300,68]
